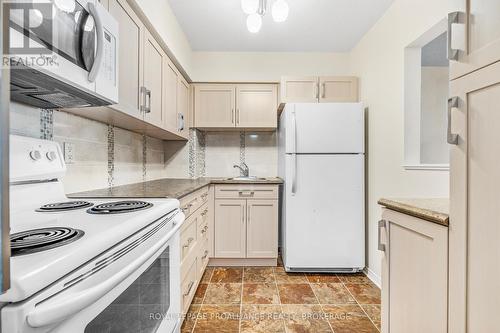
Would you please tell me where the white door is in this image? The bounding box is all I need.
[214,200,246,258]
[283,154,365,270]
[284,103,364,154]
[246,200,278,258]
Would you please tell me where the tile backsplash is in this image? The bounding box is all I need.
[10,103,278,194]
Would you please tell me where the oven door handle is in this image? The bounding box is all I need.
[26,220,182,328]
[87,3,103,83]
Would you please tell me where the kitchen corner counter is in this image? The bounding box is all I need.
[378,198,449,226]
[69,177,283,200]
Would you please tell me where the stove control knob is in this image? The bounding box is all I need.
[29,150,42,161]
[46,151,57,161]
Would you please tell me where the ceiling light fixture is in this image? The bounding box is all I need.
[242,0,289,33]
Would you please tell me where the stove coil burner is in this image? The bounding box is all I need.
[36,201,93,212]
[87,201,153,215]
[11,227,85,256]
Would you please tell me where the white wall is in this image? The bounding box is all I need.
[350,0,464,282]
[191,52,350,82]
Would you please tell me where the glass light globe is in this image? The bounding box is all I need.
[272,0,289,22]
[241,0,259,15]
[246,13,262,33]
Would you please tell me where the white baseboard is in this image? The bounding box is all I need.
[364,267,381,288]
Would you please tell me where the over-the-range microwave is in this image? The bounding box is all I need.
[7,0,119,109]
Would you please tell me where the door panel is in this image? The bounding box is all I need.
[163,60,178,133]
[280,76,318,103]
[246,200,278,258]
[450,0,500,79]
[194,85,235,128]
[381,210,448,333]
[449,61,500,333]
[214,200,246,258]
[177,78,190,138]
[236,84,277,128]
[284,103,364,154]
[319,77,359,103]
[283,154,364,268]
[108,0,143,119]
[143,31,164,127]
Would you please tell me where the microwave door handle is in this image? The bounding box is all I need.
[87,3,103,83]
[26,220,182,328]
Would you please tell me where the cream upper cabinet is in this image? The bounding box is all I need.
[246,200,278,258]
[449,0,500,79]
[143,30,165,128]
[449,61,500,333]
[281,76,359,104]
[319,77,359,103]
[379,209,448,333]
[214,199,247,258]
[194,85,235,128]
[236,84,278,128]
[281,76,319,103]
[108,0,144,120]
[163,60,178,133]
[177,77,190,138]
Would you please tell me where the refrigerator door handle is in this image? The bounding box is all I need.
[291,153,297,196]
[291,107,297,153]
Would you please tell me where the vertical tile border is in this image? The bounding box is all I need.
[188,129,196,178]
[142,134,147,181]
[196,130,206,177]
[239,131,246,166]
[40,109,53,140]
[107,125,115,188]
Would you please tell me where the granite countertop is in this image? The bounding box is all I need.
[69,177,283,200]
[378,198,449,226]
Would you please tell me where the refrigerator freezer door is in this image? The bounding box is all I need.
[283,103,365,154]
[282,154,365,270]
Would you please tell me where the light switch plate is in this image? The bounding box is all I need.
[64,142,75,164]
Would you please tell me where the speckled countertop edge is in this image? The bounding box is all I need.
[69,177,283,200]
[378,198,449,226]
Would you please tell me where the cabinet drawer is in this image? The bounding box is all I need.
[181,257,198,313]
[180,214,198,262]
[180,186,209,218]
[215,185,278,199]
[198,240,210,278]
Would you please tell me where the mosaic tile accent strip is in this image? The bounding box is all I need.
[239,131,246,168]
[142,134,147,181]
[107,125,115,188]
[40,109,54,140]
[196,130,206,177]
[188,129,196,178]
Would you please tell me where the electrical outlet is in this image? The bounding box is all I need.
[64,142,75,164]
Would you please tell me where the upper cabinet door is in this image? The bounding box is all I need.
[194,85,235,128]
[450,0,500,79]
[236,84,278,128]
[108,0,143,120]
[163,60,178,133]
[177,77,190,138]
[319,77,359,103]
[280,76,319,103]
[143,30,165,128]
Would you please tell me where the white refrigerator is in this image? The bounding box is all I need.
[278,103,365,273]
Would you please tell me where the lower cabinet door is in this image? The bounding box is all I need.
[380,209,448,333]
[246,200,278,258]
[214,200,246,258]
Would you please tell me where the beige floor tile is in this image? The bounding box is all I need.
[210,267,243,283]
[192,283,208,304]
[310,283,357,304]
[275,272,308,284]
[203,283,242,304]
[323,304,379,333]
[241,305,285,333]
[244,267,276,283]
[243,283,280,304]
[193,305,240,333]
[361,304,381,330]
[278,284,318,304]
[305,274,341,283]
[281,304,333,333]
[344,283,381,304]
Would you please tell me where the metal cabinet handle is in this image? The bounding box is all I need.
[178,113,185,131]
[236,109,240,125]
[145,89,152,113]
[378,220,386,252]
[314,82,319,99]
[447,97,459,145]
[447,12,465,61]
[140,86,147,112]
[202,250,209,259]
[321,83,326,98]
[238,191,255,197]
[231,109,235,124]
[183,281,195,297]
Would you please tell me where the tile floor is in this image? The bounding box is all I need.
[181,263,381,333]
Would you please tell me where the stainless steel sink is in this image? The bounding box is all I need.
[225,176,267,181]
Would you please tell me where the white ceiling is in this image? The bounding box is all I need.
[167,0,395,52]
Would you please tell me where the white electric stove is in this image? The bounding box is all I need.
[1,135,184,333]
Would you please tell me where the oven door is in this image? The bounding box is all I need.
[1,211,183,333]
